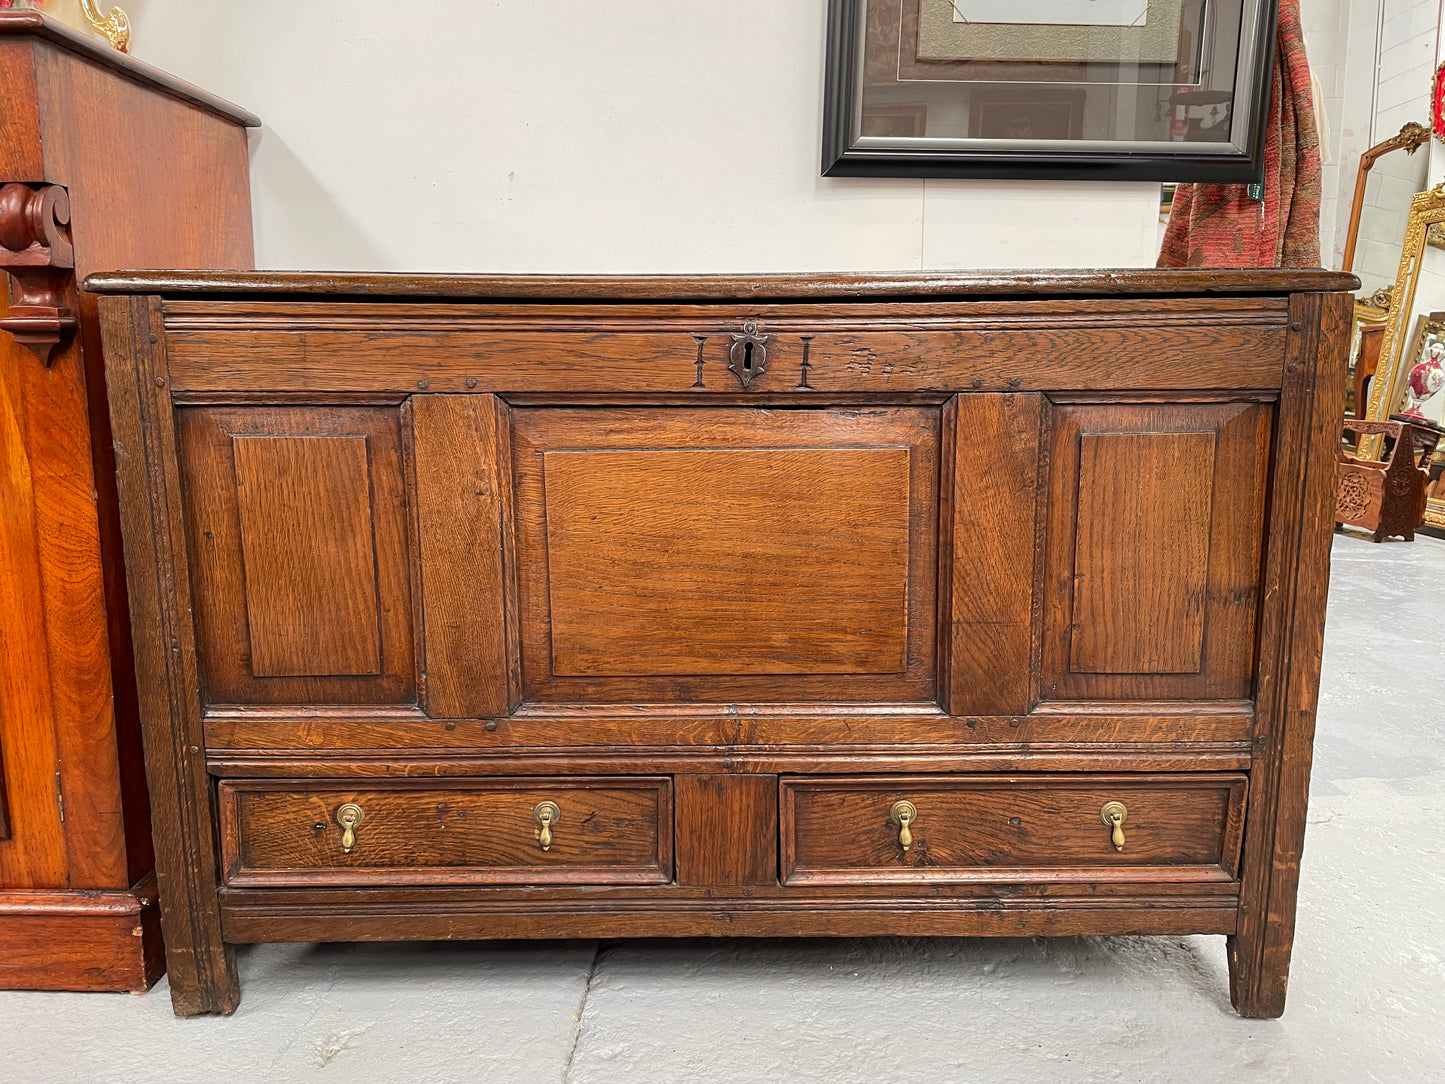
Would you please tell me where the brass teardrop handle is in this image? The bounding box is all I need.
[889,800,918,851]
[1101,801,1127,851]
[335,802,364,854]
[533,801,561,852]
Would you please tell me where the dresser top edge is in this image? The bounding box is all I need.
[0,10,261,128]
[83,268,1361,303]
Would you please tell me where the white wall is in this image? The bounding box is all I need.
[120,1,1161,273]
[1374,0,1442,136]
[1318,0,1443,268]
[1302,0,1353,264]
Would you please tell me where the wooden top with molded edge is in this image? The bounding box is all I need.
[84,268,1360,302]
[0,11,260,127]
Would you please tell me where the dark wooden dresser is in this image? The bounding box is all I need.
[0,12,256,991]
[90,269,1354,1018]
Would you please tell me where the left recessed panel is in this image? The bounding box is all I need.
[178,406,416,706]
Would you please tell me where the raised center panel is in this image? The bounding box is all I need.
[512,407,939,704]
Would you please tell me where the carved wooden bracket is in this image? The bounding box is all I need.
[0,183,79,366]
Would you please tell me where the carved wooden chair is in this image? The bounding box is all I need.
[1337,419,1442,541]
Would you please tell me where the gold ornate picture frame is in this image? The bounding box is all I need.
[1408,309,1445,527]
[1364,184,1445,428]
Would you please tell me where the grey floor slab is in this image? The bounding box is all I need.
[0,941,599,1084]
[1,531,1442,1084]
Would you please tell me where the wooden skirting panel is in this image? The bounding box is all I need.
[220,896,1240,944]
[0,874,164,992]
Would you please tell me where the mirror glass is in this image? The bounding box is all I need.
[1405,248,1445,521]
[1362,190,1445,530]
[1353,151,1431,302]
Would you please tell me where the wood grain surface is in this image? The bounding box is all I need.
[219,777,672,887]
[232,434,381,677]
[200,700,1257,754]
[941,393,1043,714]
[0,40,42,178]
[100,294,238,1013]
[410,395,518,717]
[218,901,1241,944]
[781,773,1246,885]
[1228,291,1353,1018]
[0,874,162,991]
[544,446,910,676]
[84,267,1357,299]
[1071,430,1215,674]
[675,774,778,886]
[156,323,1293,396]
[1,19,253,993]
[0,327,68,886]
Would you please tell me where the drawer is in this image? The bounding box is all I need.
[218,777,672,886]
[780,773,1246,886]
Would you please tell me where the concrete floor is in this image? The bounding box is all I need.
[1,531,1442,1083]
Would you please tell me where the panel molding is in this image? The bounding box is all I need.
[176,405,415,707]
[511,406,939,704]
[1042,401,1271,701]
[217,777,673,888]
[780,772,1248,886]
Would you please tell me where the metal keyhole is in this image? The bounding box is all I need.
[727,319,769,388]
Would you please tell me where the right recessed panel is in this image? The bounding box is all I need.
[1042,401,1271,701]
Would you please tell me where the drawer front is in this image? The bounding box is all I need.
[780,773,1246,885]
[162,300,1290,395]
[218,777,672,886]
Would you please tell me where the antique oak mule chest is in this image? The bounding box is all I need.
[90,269,1354,1017]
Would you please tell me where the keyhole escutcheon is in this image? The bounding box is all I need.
[727,318,769,388]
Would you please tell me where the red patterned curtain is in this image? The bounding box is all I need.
[1158,0,1321,268]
